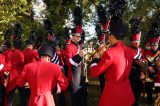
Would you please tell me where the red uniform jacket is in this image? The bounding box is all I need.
[23,48,39,65]
[0,54,6,84]
[64,41,83,81]
[16,59,68,106]
[2,49,13,73]
[90,42,135,106]
[7,49,24,94]
[145,50,160,85]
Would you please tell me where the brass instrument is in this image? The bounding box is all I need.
[154,96,160,106]
[85,44,110,62]
[144,51,160,82]
[146,50,160,71]
[141,60,154,82]
[1,40,7,47]
[146,56,154,63]
[0,40,7,53]
[84,51,97,62]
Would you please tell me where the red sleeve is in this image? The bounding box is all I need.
[64,45,73,67]
[33,49,39,60]
[16,66,27,87]
[20,52,25,64]
[56,66,68,90]
[90,51,112,78]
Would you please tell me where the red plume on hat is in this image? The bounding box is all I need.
[44,19,54,42]
[130,17,141,42]
[151,36,160,44]
[103,16,111,32]
[64,27,70,44]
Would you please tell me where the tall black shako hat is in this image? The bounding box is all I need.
[130,17,142,42]
[38,45,53,57]
[95,24,105,43]
[109,21,127,39]
[28,30,37,45]
[108,0,127,39]
[13,38,22,49]
[25,40,34,45]
[96,4,111,43]
[149,12,160,44]
[2,29,12,48]
[44,19,54,42]
[13,23,23,39]
[72,6,83,36]
[64,27,71,44]
[96,4,111,33]
[13,23,23,49]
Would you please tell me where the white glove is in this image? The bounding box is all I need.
[0,64,4,71]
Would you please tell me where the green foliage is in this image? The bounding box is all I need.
[0,0,159,47]
[0,0,33,43]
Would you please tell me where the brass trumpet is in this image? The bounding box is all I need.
[84,44,110,62]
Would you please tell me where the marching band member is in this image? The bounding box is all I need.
[90,19,135,106]
[129,17,144,106]
[64,26,87,106]
[146,36,159,103]
[16,45,68,106]
[95,24,107,93]
[144,40,152,56]
[145,13,160,104]
[96,4,111,93]
[6,38,24,106]
[23,40,39,65]
[20,40,39,106]
[64,6,87,106]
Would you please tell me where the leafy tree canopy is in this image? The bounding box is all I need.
[0,0,159,47]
